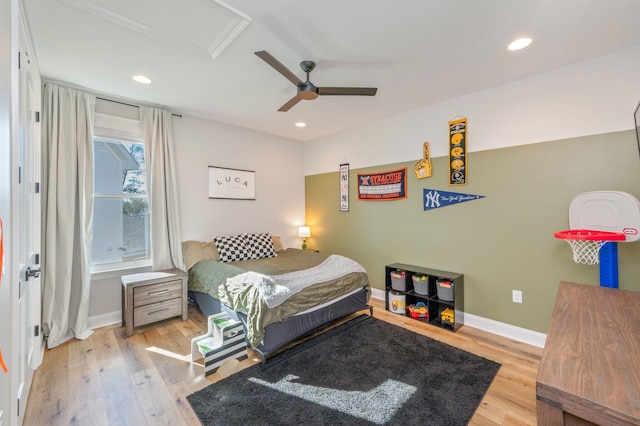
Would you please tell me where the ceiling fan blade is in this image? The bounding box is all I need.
[255,51,302,87]
[278,95,303,112]
[318,87,378,96]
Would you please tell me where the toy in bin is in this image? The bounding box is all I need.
[408,302,428,318]
[441,308,454,325]
[412,274,429,295]
[436,278,454,301]
[390,270,408,291]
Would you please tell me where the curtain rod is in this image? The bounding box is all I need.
[96,96,182,118]
[41,81,182,118]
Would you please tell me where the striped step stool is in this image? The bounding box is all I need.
[191,312,248,376]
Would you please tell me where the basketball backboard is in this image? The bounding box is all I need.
[569,191,640,242]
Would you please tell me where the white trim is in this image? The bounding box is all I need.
[370,289,546,348]
[88,311,122,330]
[89,289,548,348]
[59,0,251,60]
[463,313,546,348]
[207,0,252,60]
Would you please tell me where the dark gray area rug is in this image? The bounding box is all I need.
[187,315,500,426]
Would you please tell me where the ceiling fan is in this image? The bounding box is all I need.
[255,51,378,112]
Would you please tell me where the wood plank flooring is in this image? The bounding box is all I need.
[23,298,542,425]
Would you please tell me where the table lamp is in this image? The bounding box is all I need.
[298,226,310,250]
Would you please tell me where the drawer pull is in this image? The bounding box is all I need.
[148,289,170,296]
[148,308,170,316]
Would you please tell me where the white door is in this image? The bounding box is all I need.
[16,24,42,424]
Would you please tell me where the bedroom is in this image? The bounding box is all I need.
[2,0,640,425]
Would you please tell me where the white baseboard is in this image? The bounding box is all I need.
[88,311,122,330]
[90,292,547,348]
[370,289,546,348]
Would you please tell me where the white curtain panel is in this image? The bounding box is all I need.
[41,83,95,348]
[140,107,184,271]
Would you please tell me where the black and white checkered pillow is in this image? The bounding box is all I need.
[243,233,277,259]
[213,235,252,263]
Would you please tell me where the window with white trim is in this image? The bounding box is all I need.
[91,104,151,271]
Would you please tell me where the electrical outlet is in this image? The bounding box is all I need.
[512,290,523,304]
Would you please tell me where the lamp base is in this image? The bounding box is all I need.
[301,239,307,250]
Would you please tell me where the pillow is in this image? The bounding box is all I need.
[182,240,220,269]
[213,234,252,262]
[271,235,284,252]
[243,233,277,259]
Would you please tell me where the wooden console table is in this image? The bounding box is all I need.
[536,281,640,425]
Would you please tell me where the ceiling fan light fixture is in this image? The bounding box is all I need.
[133,75,152,84]
[255,50,378,112]
[508,37,532,51]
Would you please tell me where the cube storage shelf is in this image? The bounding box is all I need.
[385,263,464,332]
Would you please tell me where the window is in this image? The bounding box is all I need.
[91,105,151,271]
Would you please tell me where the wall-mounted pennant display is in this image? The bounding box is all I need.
[414,142,432,179]
[340,162,349,211]
[423,188,485,211]
[358,167,407,201]
[448,117,467,185]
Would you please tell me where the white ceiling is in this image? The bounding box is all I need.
[23,0,640,142]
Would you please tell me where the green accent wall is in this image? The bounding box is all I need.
[305,130,640,333]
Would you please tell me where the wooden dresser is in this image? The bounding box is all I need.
[121,269,188,337]
[536,281,640,425]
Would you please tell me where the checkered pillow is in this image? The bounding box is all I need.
[213,235,252,262]
[243,233,277,259]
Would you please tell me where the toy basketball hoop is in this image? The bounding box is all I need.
[554,229,625,265]
[556,190,640,288]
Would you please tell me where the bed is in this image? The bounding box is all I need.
[184,236,372,364]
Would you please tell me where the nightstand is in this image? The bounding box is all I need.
[121,268,187,337]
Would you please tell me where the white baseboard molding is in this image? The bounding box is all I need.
[370,289,546,348]
[91,291,547,348]
[88,311,122,330]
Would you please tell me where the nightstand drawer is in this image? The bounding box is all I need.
[133,297,183,327]
[133,280,183,307]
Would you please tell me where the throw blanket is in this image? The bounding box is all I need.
[233,255,367,308]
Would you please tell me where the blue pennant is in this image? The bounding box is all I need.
[423,188,485,211]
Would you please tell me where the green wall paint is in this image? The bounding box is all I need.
[305,130,640,333]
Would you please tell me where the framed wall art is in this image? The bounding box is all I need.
[208,166,255,200]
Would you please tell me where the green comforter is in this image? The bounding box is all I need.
[188,248,370,347]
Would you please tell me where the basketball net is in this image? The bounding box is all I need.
[562,239,607,265]
[555,229,625,265]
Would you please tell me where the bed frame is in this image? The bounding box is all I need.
[190,288,372,366]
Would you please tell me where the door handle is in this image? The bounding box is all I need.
[25,266,41,281]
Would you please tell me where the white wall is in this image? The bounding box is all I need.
[304,45,640,175]
[173,114,305,248]
[88,113,305,320]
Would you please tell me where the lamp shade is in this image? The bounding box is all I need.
[298,226,311,238]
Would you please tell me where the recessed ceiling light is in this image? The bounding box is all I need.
[508,37,532,51]
[133,75,152,84]
[295,122,306,127]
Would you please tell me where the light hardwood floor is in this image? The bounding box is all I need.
[24,298,542,425]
